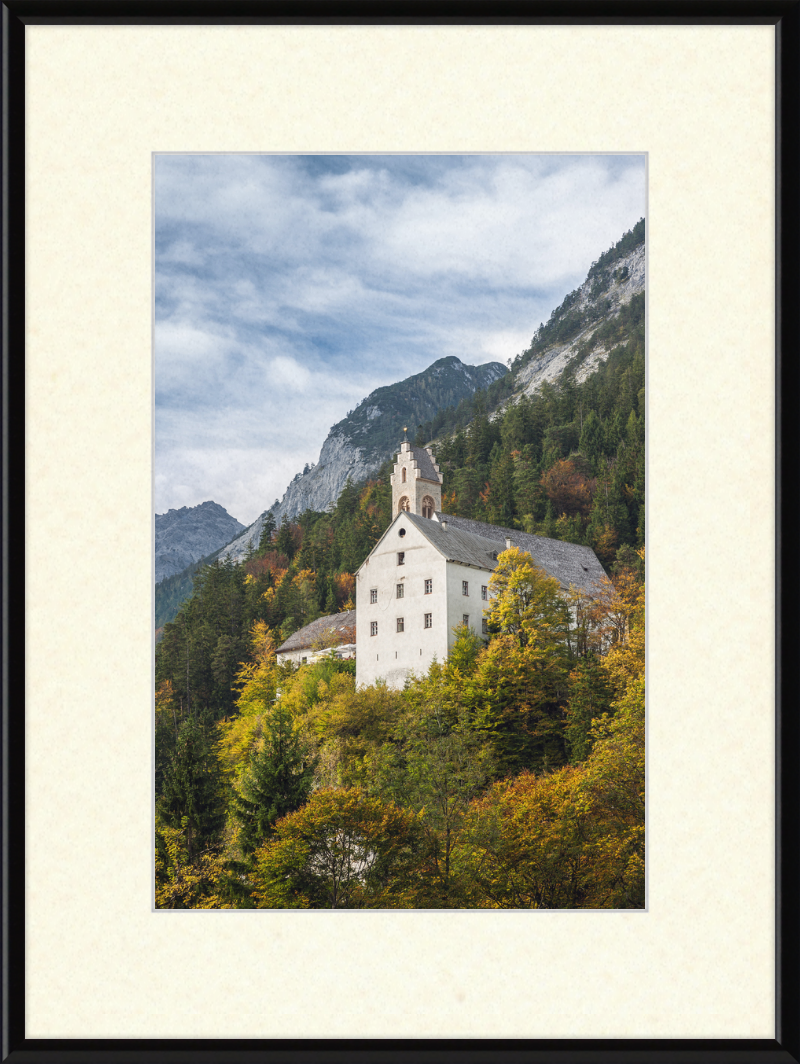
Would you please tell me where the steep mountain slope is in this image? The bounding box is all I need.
[512,221,645,399]
[221,356,507,560]
[155,501,245,582]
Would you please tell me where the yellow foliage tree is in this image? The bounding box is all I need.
[487,546,570,652]
[155,817,236,909]
[217,621,281,784]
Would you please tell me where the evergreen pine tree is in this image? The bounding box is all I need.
[276,517,296,560]
[324,578,337,614]
[543,500,557,539]
[258,511,277,554]
[232,702,316,857]
[159,715,224,861]
[565,654,614,763]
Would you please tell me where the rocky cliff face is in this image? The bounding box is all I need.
[514,241,645,399]
[155,501,244,582]
[221,355,507,561]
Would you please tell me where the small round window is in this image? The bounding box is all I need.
[398,528,406,537]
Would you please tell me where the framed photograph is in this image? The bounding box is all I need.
[3,2,796,1060]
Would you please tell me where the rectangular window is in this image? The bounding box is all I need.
[424,613,432,629]
[424,579,433,594]
[481,585,488,600]
[370,621,378,636]
[370,588,378,604]
[397,618,404,633]
[462,580,469,596]
[301,657,307,665]
[463,614,469,627]
[396,584,404,598]
[397,552,405,565]
[482,619,489,635]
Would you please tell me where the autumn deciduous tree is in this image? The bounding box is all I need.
[469,548,574,772]
[487,547,571,653]
[217,621,283,783]
[251,789,421,908]
[464,683,643,908]
[465,634,570,774]
[155,818,233,909]
[305,674,403,790]
[585,551,644,656]
[540,457,595,518]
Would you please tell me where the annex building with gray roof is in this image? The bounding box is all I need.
[275,609,356,667]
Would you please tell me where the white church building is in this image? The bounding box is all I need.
[355,439,607,689]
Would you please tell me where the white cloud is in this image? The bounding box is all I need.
[267,355,314,392]
[475,329,536,364]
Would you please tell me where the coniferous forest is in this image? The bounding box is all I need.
[155,267,645,909]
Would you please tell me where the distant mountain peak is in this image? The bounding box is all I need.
[155,500,245,583]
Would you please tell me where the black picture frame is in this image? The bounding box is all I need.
[2,3,797,1062]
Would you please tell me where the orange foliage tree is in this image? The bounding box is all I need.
[540,457,596,518]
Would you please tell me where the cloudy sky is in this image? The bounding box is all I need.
[155,154,645,525]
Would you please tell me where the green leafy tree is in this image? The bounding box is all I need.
[390,703,494,907]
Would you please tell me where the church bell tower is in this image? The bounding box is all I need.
[390,430,443,519]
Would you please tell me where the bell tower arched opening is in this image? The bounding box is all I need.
[390,437,443,519]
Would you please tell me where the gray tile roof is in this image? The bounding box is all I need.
[409,445,441,483]
[419,512,608,595]
[405,513,502,571]
[276,609,357,654]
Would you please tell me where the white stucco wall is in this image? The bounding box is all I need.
[444,560,492,649]
[356,513,496,688]
[356,512,450,688]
